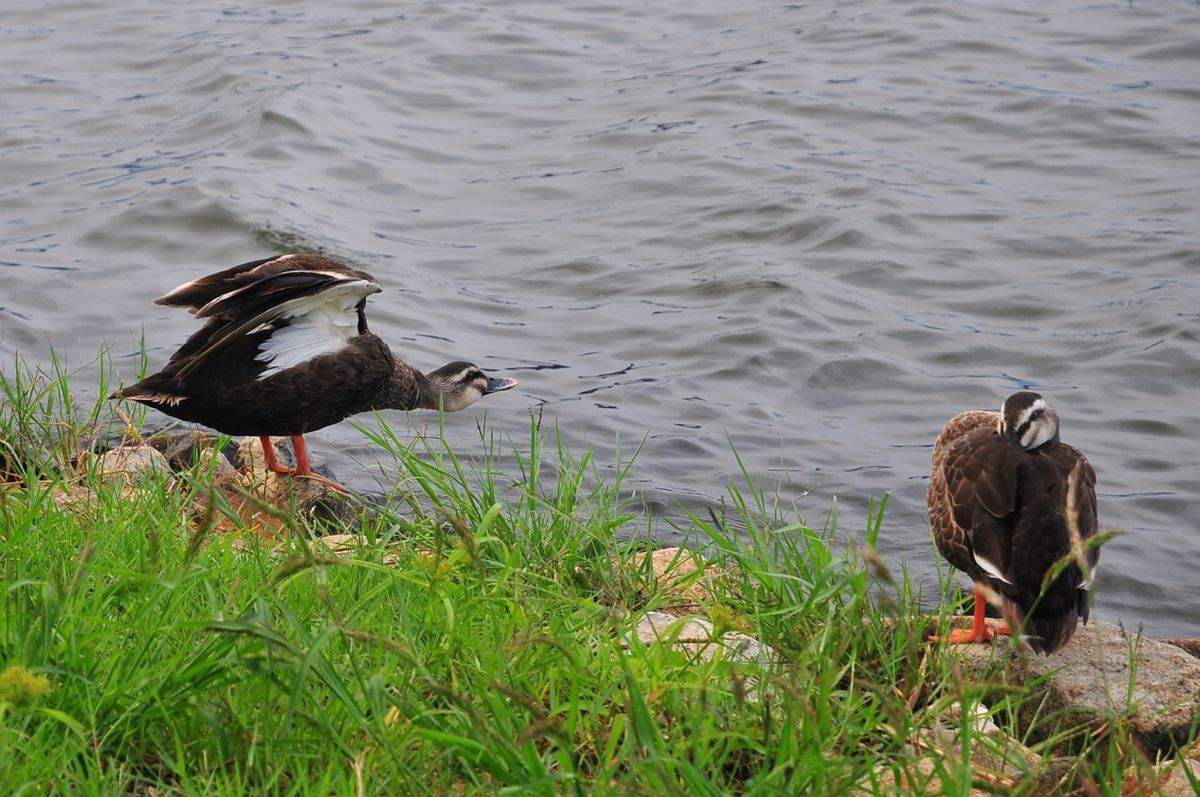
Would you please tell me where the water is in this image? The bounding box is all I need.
[2,0,1198,638]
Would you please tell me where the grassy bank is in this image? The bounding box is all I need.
[0,356,1184,795]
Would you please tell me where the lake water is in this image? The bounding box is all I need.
[2,0,1197,638]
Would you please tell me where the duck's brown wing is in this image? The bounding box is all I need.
[1033,445,1099,576]
[931,423,1025,597]
[154,254,376,316]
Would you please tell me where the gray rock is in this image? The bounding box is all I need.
[1157,757,1200,797]
[233,436,361,529]
[1166,639,1200,660]
[631,547,727,614]
[854,756,995,797]
[93,444,170,485]
[631,610,768,666]
[146,430,234,476]
[949,621,1200,756]
[235,435,277,472]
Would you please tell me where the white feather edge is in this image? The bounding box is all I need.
[1064,459,1096,591]
[128,391,187,406]
[155,257,294,307]
[254,280,377,380]
[195,269,363,318]
[972,551,1013,586]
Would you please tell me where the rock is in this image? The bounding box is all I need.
[146,430,235,477]
[236,435,335,493]
[859,756,993,797]
[315,533,403,566]
[915,700,1036,788]
[232,436,361,531]
[236,435,270,472]
[1156,757,1200,797]
[318,532,362,554]
[630,610,767,666]
[1166,639,1200,660]
[49,482,100,511]
[92,444,171,486]
[635,547,720,611]
[853,705,1069,797]
[949,621,1200,756]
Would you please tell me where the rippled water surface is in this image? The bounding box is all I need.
[3,1,1198,636]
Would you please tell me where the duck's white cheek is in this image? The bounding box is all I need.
[1021,423,1055,450]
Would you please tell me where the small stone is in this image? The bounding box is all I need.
[147,430,235,476]
[1019,756,1076,797]
[943,699,1002,737]
[858,756,993,797]
[631,546,727,616]
[236,435,281,472]
[93,445,170,486]
[922,700,1036,783]
[1166,639,1200,660]
[313,533,402,566]
[630,610,766,666]
[1156,758,1200,797]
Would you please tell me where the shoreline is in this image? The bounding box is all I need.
[3,359,1198,795]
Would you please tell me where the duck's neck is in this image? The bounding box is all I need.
[381,358,443,412]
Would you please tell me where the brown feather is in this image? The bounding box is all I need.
[928,399,1100,654]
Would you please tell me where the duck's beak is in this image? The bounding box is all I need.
[484,375,519,395]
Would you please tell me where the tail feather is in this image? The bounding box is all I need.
[1002,598,1081,655]
[111,376,188,410]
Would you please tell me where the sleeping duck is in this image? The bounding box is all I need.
[112,254,518,487]
[928,391,1100,654]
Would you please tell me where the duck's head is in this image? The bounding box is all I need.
[999,391,1060,450]
[427,361,519,412]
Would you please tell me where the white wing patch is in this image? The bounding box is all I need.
[255,280,375,380]
[973,551,1013,586]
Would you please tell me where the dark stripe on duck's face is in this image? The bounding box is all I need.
[443,366,484,386]
[1015,404,1043,439]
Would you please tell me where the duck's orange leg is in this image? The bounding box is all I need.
[289,435,350,494]
[930,588,1010,644]
[260,435,293,474]
[258,435,350,495]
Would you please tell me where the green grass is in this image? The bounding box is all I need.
[0,354,1186,795]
